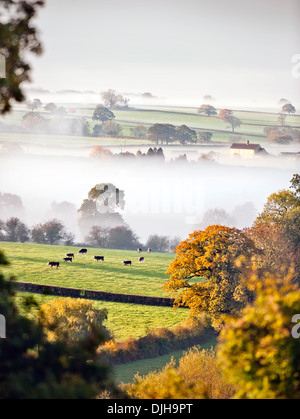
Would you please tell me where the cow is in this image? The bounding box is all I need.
[147,248,152,253]
[63,257,73,263]
[94,256,104,262]
[123,261,132,266]
[66,253,75,258]
[138,257,145,263]
[137,248,142,253]
[78,249,87,255]
[47,262,60,269]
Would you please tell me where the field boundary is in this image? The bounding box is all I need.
[13,281,176,307]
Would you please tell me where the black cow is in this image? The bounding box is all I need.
[63,257,73,263]
[94,256,104,262]
[138,257,145,263]
[66,253,75,258]
[137,248,142,253]
[48,262,60,269]
[123,261,132,266]
[78,249,87,255]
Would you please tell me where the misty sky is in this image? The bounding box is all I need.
[29,0,300,106]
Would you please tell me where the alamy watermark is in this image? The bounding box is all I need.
[0,54,6,79]
[291,314,300,339]
[95,179,205,225]
[0,315,6,339]
[291,54,300,79]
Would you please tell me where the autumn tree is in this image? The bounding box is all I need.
[38,298,111,343]
[197,104,217,117]
[219,109,241,133]
[0,0,44,114]
[163,225,257,327]
[249,175,300,283]
[218,270,300,399]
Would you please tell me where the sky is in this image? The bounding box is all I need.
[28,0,300,107]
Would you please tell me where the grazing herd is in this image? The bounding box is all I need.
[47,248,151,270]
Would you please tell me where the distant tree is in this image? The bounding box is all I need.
[282,103,296,114]
[175,125,197,145]
[278,112,287,127]
[198,208,236,230]
[85,225,110,248]
[1,217,30,243]
[197,105,217,117]
[89,146,114,159]
[31,219,70,245]
[27,98,42,111]
[78,184,126,236]
[0,192,24,219]
[0,0,45,115]
[93,124,102,137]
[219,109,233,121]
[130,124,147,138]
[169,236,181,252]
[92,105,115,125]
[102,120,122,137]
[146,235,170,253]
[198,131,213,143]
[22,112,47,132]
[226,116,241,133]
[101,89,128,109]
[219,109,241,132]
[148,124,176,145]
[107,226,140,250]
[44,102,57,113]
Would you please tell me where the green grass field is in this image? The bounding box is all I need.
[0,242,174,297]
[1,242,189,341]
[2,104,300,149]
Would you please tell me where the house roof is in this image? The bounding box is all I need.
[230,143,261,151]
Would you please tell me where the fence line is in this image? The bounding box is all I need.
[13,281,175,307]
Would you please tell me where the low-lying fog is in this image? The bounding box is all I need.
[0,140,299,244]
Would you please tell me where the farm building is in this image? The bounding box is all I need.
[229,141,267,159]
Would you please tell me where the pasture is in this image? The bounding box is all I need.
[2,104,300,150]
[1,242,189,341]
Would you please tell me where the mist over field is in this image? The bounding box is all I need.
[0,140,298,244]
